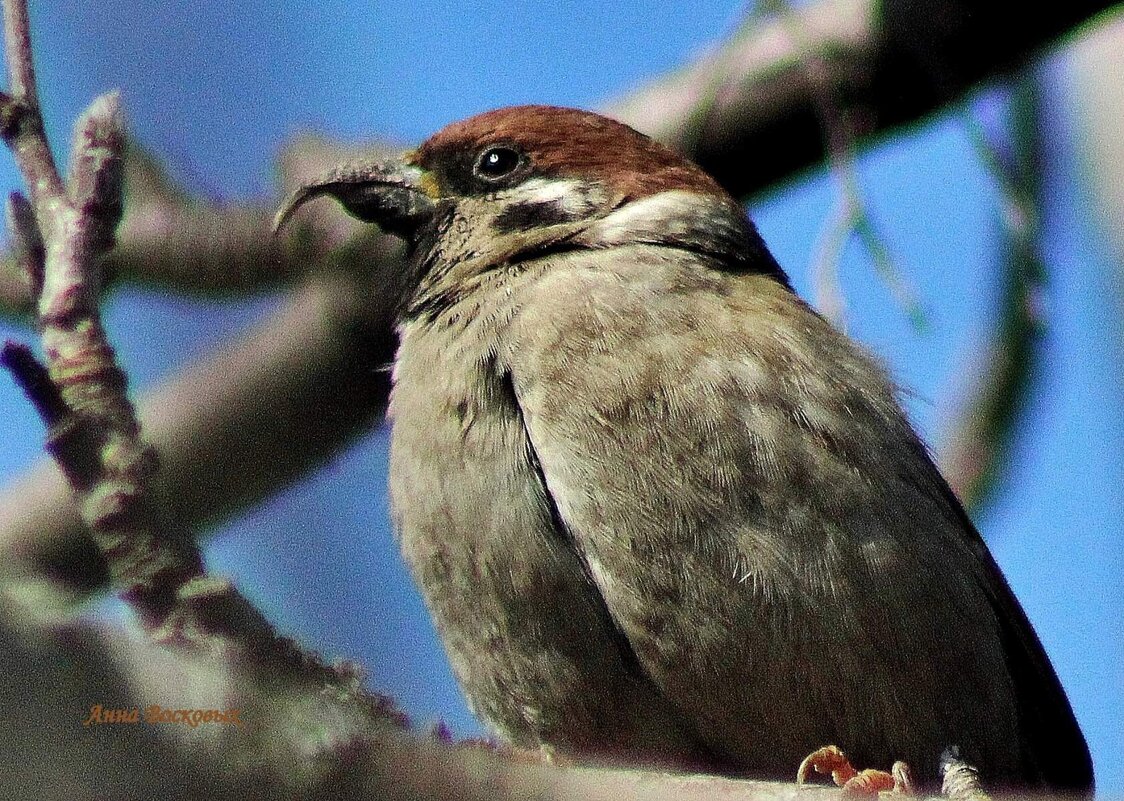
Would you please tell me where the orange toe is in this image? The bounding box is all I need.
[841,768,897,797]
[797,745,913,796]
[798,745,859,786]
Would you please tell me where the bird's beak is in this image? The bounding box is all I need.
[272,158,436,241]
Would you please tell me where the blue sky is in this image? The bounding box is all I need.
[1,1,1121,791]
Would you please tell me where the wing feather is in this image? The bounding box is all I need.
[506,248,1091,789]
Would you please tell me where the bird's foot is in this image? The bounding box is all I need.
[797,745,914,797]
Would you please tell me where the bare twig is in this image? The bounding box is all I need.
[0,0,203,628]
[1,0,35,101]
[106,136,391,295]
[0,246,29,312]
[1,339,64,422]
[0,136,395,321]
[5,189,40,296]
[760,0,884,327]
[0,0,1109,320]
[938,79,1047,511]
[0,0,61,202]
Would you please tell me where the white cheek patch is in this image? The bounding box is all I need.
[511,177,581,204]
[591,190,732,245]
[503,177,607,218]
[583,190,756,267]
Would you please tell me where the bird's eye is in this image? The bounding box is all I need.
[474,146,523,181]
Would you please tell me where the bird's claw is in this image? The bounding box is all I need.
[797,745,914,796]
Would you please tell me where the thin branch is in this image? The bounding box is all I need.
[1,339,65,423]
[0,1,1109,316]
[808,186,854,326]
[763,0,927,331]
[0,0,1109,320]
[107,135,391,295]
[0,247,30,313]
[0,136,395,320]
[607,0,1116,199]
[5,189,41,295]
[0,0,61,201]
[0,0,202,625]
[938,79,1047,512]
[1,0,35,100]
[852,211,929,331]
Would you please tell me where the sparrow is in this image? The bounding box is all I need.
[274,105,1093,792]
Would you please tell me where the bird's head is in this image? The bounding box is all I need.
[275,105,788,316]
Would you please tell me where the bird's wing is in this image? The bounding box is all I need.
[909,446,1094,791]
[505,251,1091,789]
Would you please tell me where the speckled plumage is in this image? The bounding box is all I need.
[280,106,1093,792]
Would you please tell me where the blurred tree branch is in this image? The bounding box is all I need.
[1069,9,1124,270]
[0,269,401,593]
[1,597,900,800]
[608,0,1117,196]
[2,0,1115,312]
[939,80,1048,511]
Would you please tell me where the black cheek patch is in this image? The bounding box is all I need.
[492,199,578,234]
